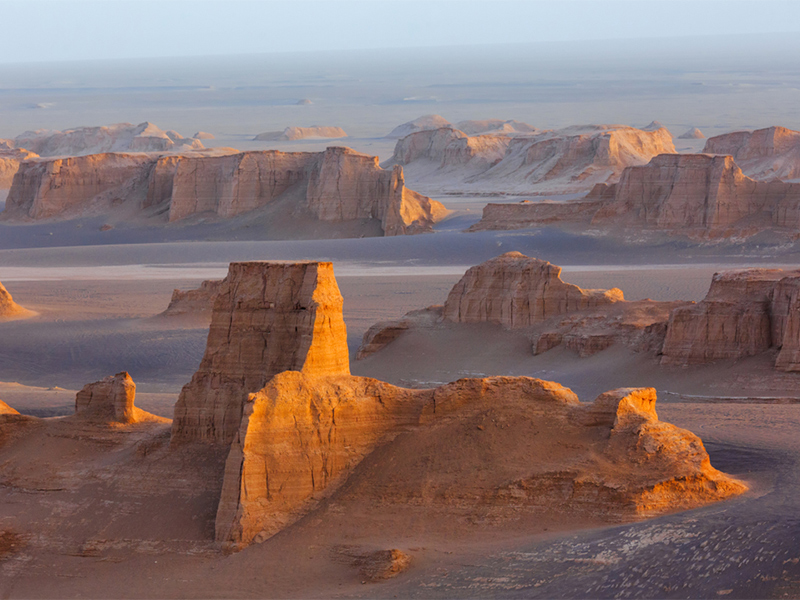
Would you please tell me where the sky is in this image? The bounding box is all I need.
[2,0,800,64]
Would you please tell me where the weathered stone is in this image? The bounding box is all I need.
[0,281,33,320]
[254,126,347,141]
[385,114,451,138]
[442,252,623,328]
[170,261,350,445]
[74,372,162,424]
[703,126,800,180]
[159,279,224,318]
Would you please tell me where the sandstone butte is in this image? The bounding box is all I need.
[678,127,705,140]
[359,252,681,360]
[0,281,34,321]
[385,124,675,195]
[0,142,37,188]
[159,279,225,318]
[74,372,167,425]
[454,119,538,135]
[215,373,746,547]
[2,147,446,236]
[12,122,204,157]
[661,268,800,371]
[470,153,800,235]
[703,126,800,180]
[170,261,351,445]
[254,126,347,141]
[385,114,452,138]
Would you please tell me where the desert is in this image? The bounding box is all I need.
[2,3,800,598]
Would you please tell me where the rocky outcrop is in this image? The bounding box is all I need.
[0,146,37,188]
[468,198,602,231]
[159,279,224,318]
[679,127,705,140]
[443,252,623,328]
[254,126,347,141]
[2,147,444,236]
[216,374,745,547]
[703,126,800,180]
[455,119,538,135]
[357,307,442,360]
[660,268,800,369]
[387,124,676,195]
[0,281,34,321]
[171,261,350,445]
[74,372,164,424]
[385,115,451,138]
[193,131,215,140]
[13,122,204,157]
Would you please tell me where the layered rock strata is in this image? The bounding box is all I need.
[703,126,800,180]
[171,261,350,445]
[74,372,163,424]
[471,153,800,235]
[443,252,623,327]
[386,124,675,195]
[3,147,444,236]
[216,375,745,547]
[661,268,800,370]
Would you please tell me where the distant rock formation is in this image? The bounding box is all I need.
[454,119,538,135]
[385,115,451,139]
[193,131,215,140]
[215,372,745,547]
[0,281,34,321]
[643,120,668,133]
[471,153,800,236]
[0,145,37,188]
[443,252,623,327]
[678,127,705,140]
[702,126,800,180]
[661,268,800,370]
[171,261,350,445]
[386,124,676,195]
[2,147,446,236]
[74,372,165,424]
[13,122,204,157]
[254,126,347,141]
[159,279,223,318]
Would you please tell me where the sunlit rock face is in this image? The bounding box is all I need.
[442,252,623,328]
[0,281,33,321]
[170,261,351,445]
[703,126,800,180]
[660,268,800,370]
[2,147,445,236]
[74,372,164,424]
[215,375,745,548]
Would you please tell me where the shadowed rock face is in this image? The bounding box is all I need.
[74,372,164,424]
[215,374,745,548]
[171,261,350,445]
[2,147,445,236]
[660,269,800,369]
[159,279,224,319]
[703,126,800,180]
[443,252,623,328]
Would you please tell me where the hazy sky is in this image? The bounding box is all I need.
[2,0,800,63]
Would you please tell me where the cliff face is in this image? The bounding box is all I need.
[170,261,350,445]
[2,147,444,236]
[74,372,165,424]
[386,124,675,195]
[215,374,745,548]
[443,252,623,328]
[159,279,224,318]
[660,269,800,369]
[703,126,800,180]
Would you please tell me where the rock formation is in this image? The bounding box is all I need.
[74,372,164,424]
[679,127,705,140]
[159,279,224,318]
[661,268,800,370]
[385,114,451,139]
[193,131,215,140]
[471,153,800,236]
[0,146,37,188]
[215,373,745,547]
[442,252,623,328]
[3,147,445,236]
[386,124,676,195]
[13,122,204,157]
[0,281,33,321]
[254,126,347,141]
[0,399,20,417]
[703,126,800,180]
[171,261,350,445]
[455,119,538,135]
